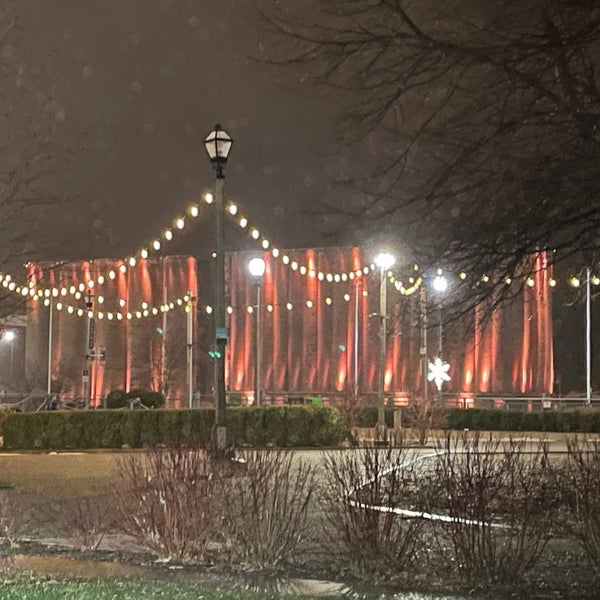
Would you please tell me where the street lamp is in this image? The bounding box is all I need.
[248,257,266,407]
[374,252,395,442]
[4,330,15,380]
[83,291,95,407]
[204,123,233,453]
[432,272,448,403]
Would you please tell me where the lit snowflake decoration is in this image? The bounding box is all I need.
[427,357,451,391]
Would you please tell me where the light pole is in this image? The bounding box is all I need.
[374,252,395,442]
[432,272,448,403]
[204,123,233,453]
[248,257,266,407]
[83,292,95,407]
[47,297,53,395]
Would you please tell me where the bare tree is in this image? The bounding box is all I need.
[259,0,600,305]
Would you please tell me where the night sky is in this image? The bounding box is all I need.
[5,0,347,264]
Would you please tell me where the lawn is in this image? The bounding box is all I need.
[0,574,336,600]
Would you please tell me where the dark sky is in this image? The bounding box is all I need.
[8,0,348,263]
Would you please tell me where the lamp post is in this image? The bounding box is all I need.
[83,291,95,407]
[204,124,233,453]
[432,272,448,403]
[374,252,395,442]
[248,257,266,407]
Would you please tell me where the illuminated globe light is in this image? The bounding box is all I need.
[135,311,142,319]
[334,274,341,282]
[87,311,94,319]
[309,270,316,278]
[267,304,273,312]
[291,261,298,271]
[250,229,260,240]
[459,272,467,280]
[239,217,248,228]
[318,272,324,281]
[119,299,126,307]
[164,230,173,241]
[60,288,67,296]
[190,205,199,217]
[176,299,183,306]
[143,310,149,317]
[363,267,370,274]
[4,274,9,281]
[505,277,512,284]
[261,239,270,250]
[129,257,137,267]
[153,240,161,251]
[117,313,123,321]
[97,312,104,320]
[97,295,104,304]
[119,264,127,274]
[204,192,214,204]
[300,266,307,275]
[481,274,490,282]
[247,306,254,314]
[43,298,50,307]
[98,275,105,285]
[433,275,448,293]
[593,275,600,286]
[228,204,238,216]
[107,312,114,320]
[109,270,116,280]
[127,312,133,320]
[570,276,581,288]
[140,249,149,260]
[344,293,351,302]
[21,288,28,297]
[349,272,354,280]
[227,306,233,314]
[286,302,293,310]
[206,305,213,314]
[362,290,368,297]
[325,297,332,305]
[248,257,266,278]
[272,248,280,258]
[306,300,313,308]
[282,255,290,265]
[142,302,148,310]
[77,309,84,317]
[75,292,82,300]
[2,280,8,288]
[176,218,185,229]
[549,278,557,287]
[67,306,74,314]
[51,287,58,297]
[8,282,16,291]
[326,273,334,283]
[526,277,535,287]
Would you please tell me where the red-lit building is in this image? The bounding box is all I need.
[25,248,553,405]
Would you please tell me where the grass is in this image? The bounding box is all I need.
[0,573,337,600]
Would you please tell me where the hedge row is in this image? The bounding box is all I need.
[354,406,600,433]
[445,408,600,432]
[1,406,347,451]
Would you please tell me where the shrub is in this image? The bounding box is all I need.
[218,449,315,568]
[106,389,165,409]
[562,437,600,566]
[113,446,216,561]
[50,496,109,552]
[425,433,558,583]
[318,446,424,582]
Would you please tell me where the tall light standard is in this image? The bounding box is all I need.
[374,252,395,442]
[204,124,233,452]
[83,291,95,407]
[248,257,266,407]
[432,272,448,403]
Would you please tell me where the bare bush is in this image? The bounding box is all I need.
[218,450,314,569]
[405,401,445,446]
[318,446,423,582]
[50,496,109,552]
[563,437,600,567]
[0,491,25,548]
[427,434,557,583]
[113,446,216,562]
